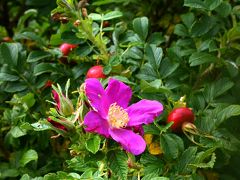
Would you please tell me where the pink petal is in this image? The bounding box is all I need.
[52,90,60,110]
[126,100,163,127]
[84,110,110,138]
[105,78,132,109]
[109,128,146,155]
[85,78,106,112]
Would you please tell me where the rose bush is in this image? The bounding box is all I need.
[1,0,240,179]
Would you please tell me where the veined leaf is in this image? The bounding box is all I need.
[85,136,101,154]
[189,52,218,66]
[184,0,207,9]
[160,133,184,159]
[133,17,149,41]
[27,51,51,62]
[107,151,128,180]
[145,44,163,70]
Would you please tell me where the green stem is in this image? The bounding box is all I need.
[75,12,109,64]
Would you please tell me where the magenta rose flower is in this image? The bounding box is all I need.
[84,78,164,155]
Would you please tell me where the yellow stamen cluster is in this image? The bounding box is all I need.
[108,103,129,129]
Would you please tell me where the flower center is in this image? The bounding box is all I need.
[108,103,129,129]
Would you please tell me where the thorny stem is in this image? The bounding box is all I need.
[75,8,109,64]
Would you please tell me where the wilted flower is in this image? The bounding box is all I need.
[84,78,164,155]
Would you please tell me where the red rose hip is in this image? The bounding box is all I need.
[60,43,77,56]
[86,65,106,79]
[167,107,194,132]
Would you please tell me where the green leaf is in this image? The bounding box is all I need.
[145,44,163,70]
[0,73,19,81]
[10,126,27,138]
[111,76,135,85]
[17,9,37,31]
[133,17,149,41]
[191,15,215,37]
[89,13,102,21]
[225,61,239,78]
[79,169,93,179]
[61,31,83,44]
[205,0,222,11]
[21,93,36,109]
[20,149,38,167]
[31,121,51,131]
[189,52,218,66]
[27,51,52,62]
[85,136,101,154]
[189,148,216,169]
[216,105,240,127]
[159,58,179,78]
[181,13,195,29]
[103,11,123,20]
[0,43,19,66]
[125,47,143,59]
[107,150,128,180]
[140,79,171,94]
[140,154,164,176]
[176,147,198,174]
[4,82,27,93]
[137,63,158,81]
[33,63,56,76]
[174,24,188,37]
[148,32,165,46]
[184,0,207,9]
[160,133,184,160]
[215,2,232,17]
[203,78,234,102]
[14,32,45,46]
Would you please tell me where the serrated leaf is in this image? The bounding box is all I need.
[189,52,218,66]
[216,105,240,127]
[137,63,158,81]
[85,136,101,154]
[189,148,216,169]
[160,133,184,159]
[159,57,179,78]
[176,147,198,174]
[145,44,163,70]
[20,149,38,167]
[140,154,164,176]
[107,151,128,180]
[203,78,234,102]
[133,17,149,41]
